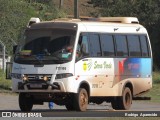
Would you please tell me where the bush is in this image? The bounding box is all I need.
[0,70,11,90]
[153,72,160,84]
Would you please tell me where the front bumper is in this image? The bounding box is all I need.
[16,81,66,93]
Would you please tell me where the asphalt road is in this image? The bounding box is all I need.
[0,93,160,117]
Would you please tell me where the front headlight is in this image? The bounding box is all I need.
[43,76,49,81]
[11,73,29,82]
[22,75,28,81]
[55,73,73,79]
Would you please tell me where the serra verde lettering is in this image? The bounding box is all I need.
[83,60,112,71]
[94,61,112,69]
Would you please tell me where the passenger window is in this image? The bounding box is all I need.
[81,36,89,55]
[115,35,128,57]
[89,34,101,57]
[77,35,89,59]
[140,35,149,57]
[127,35,141,57]
[100,34,115,57]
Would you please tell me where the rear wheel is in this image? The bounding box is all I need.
[19,93,33,112]
[111,98,120,110]
[111,87,132,110]
[74,88,88,111]
[121,87,132,110]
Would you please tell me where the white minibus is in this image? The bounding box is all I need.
[9,17,152,111]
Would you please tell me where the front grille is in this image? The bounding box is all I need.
[26,74,52,82]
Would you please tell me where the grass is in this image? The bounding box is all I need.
[0,69,11,91]
[145,72,160,102]
[145,84,160,103]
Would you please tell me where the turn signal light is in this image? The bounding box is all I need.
[22,75,28,81]
[43,76,48,81]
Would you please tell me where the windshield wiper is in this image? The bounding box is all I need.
[33,55,44,65]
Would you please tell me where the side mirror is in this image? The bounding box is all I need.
[13,45,17,54]
[6,62,12,80]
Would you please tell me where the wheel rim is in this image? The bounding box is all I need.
[80,92,87,109]
[80,93,87,107]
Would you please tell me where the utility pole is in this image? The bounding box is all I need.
[0,40,5,72]
[74,0,79,18]
[59,0,64,9]
[3,45,5,72]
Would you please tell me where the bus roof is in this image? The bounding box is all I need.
[28,17,141,27]
[27,17,146,33]
[80,17,139,24]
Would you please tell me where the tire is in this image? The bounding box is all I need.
[65,94,75,111]
[65,103,74,111]
[111,98,120,110]
[19,93,33,112]
[121,87,132,110]
[111,87,132,110]
[74,88,88,111]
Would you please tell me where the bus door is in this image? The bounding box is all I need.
[75,33,114,96]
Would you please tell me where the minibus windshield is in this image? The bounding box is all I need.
[14,28,76,64]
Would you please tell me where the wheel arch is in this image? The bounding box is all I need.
[78,81,90,97]
[123,81,134,97]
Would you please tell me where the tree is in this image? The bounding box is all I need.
[0,0,36,54]
[0,0,66,55]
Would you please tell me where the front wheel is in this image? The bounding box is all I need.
[74,88,88,111]
[19,93,33,112]
[65,96,74,111]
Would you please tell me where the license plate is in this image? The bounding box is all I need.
[30,84,42,88]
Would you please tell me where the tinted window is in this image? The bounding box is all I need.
[76,35,90,60]
[115,35,128,56]
[127,35,141,57]
[140,35,149,57]
[89,34,101,57]
[81,36,89,54]
[100,34,115,57]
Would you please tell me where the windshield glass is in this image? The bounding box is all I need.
[14,28,76,64]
